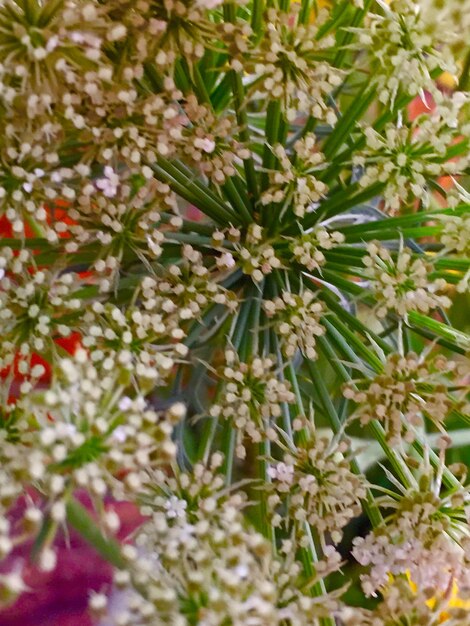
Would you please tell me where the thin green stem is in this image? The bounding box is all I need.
[306,359,383,527]
[412,436,462,491]
[222,283,263,485]
[251,0,264,33]
[152,161,238,225]
[0,237,54,250]
[193,64,212,105]
[367,421,416,489]
[261,99,282,193]
[24,214,47,237]
[303,525,335,626]
[222,177,253,225]
[165,231,233,248]
[224,2,259,208]
[458,49,470,91]
[299,0,313,24]
[197,299,253,463]
[258,436,275,546]
[273,338,347,611]
[220,425,237,486]
[66,498,126,569]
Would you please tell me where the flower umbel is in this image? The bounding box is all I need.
[0,0,469,621]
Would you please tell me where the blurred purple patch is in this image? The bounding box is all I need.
[0,496,143,626]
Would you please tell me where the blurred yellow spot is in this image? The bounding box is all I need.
[438,71,458,89]
[407,572,470,622]
[292,0,331,23]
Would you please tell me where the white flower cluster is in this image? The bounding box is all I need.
[0,0,111,112]
[210,350,295,457]
[81,298,188,389]
[417,0,470,55]
[181,95,249,184]
[267,424,367,544]
[344,352,467,444]
[263,289,325,359]
[0,351,184,598]
[237,224,282,282]
[140,244,238,320]
[341,575,470,626]
[74,81,187,176]
[355,99,469,212]
[352,465,470,598]
[261,135,328,218]
[363,242,452,318]
[97,458,340,626]
[437,214,470,257]
[435,215,470,293]
[436,213,470,293]
[350,0,458,104]
[0,248,84,390]
[246,7,341,121]
[115,0,221,72]
[66,174,177,265]
[0,126,78,239]
[291,228,345,272]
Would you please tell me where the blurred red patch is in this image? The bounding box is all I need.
[0,496,144,626]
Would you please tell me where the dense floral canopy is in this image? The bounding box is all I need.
[0,0,470,624]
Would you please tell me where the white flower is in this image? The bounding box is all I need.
[96,166,120,198]
[196,0,223,8]
[194,137,216,153]
[363,242,451,318]
[164,496,188,519]
[268,462,295,484]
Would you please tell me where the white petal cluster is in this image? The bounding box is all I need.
[0,351,183,597]
[436,213,470,293]
[417,0,470,55]
[99,459,340,626]
[210,350,295,457]
[267,424,367,544]
[114,0,219,71]
[261,135,328,218]
[181,95,249,184]
[0,248,84,390]
[245,7,341,121]
[140,244,238,320]
[237,224,282,282]
[263,289,325,359]
[350,0,458,105]
[363,242,452,318]
[344,352,467,444]
[291,228,345,272]
[355,96,469,212]
[353,466,470,598]
[81,298,188,388]
[437,214,470,257]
